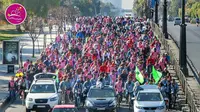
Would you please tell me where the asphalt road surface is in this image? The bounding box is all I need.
[167,22,200,71]
[4,97,181,112]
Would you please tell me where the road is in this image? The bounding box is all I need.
[5,97,180,112]
[167,22,200,71]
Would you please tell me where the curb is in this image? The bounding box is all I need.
[0,95,10,111]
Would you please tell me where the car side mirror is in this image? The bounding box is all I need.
[58,89,62,93]
[25,90,29,93]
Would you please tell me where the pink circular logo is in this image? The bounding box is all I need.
[5,3,27,25]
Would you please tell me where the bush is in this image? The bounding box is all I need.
[190,18,196,24]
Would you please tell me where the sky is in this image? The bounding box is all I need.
[121,0,134,10]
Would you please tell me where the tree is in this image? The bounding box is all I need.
[28,17,41,57]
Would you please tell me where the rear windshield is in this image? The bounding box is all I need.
[176,18,181,20]
[88,89,115,98]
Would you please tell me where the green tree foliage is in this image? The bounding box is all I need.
[168,0,180,17]
[133,0,151,18]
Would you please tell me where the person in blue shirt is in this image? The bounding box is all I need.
[90,75,97,86]
[73,80,83,107]
[83,76,92,106]
[196,17,199,27]
[170,79,179,107]
[59,76,72,103]
[43,57,50,67]
[104,73,112,85]
[124,77,134,104]
[76,29,85,43]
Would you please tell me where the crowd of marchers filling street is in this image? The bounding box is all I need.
[7,16,179,112]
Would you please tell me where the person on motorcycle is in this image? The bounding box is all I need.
[170,79,179,107]
[124,77,134,104]
[59,75,72,103]
[73,80,83,107]
[104,73,112,85]
[115,77,123,103]
[196,17,199,27]
[83,76,92,105]
[133,81,140,96]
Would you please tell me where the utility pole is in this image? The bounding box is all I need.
[179,0,188,76]
[162,0,168,39]
[155,0,158,25]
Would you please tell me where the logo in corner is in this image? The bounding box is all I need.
[5,3,27,25]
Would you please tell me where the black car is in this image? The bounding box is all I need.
[85,85,117,112]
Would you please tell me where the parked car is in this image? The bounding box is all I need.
[174,17,181,26]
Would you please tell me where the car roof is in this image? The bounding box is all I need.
[34,73,57,80]
[90,85,114,89]
[33,79,55,85]
[139,89,161,93]
[139,85,158,89]
[53,105,75,109]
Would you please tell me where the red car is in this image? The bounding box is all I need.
[50,105,78,112]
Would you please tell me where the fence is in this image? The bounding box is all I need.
[151,21,200,112]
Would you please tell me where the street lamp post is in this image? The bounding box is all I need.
[155,0,158,25]
[162,0,168,39]
[179,0,188,76]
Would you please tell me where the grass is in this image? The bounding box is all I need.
[0,24,25,41]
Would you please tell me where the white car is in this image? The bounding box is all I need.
[174,17,181,26]
[25,78,61,112]
[133,86,166,112]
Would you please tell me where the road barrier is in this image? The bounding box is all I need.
[151,21,200,112]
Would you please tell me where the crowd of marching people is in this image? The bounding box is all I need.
[8,16,179,109]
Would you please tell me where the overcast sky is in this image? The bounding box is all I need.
[121,0,134,9]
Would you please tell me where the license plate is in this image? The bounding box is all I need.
[145,111,155,112]
[97,108,105,110]
[37,105,45,108]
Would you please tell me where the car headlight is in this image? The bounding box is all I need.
[50,97,57,101]
[109,100,116,106]
[136,106,143,109]
[86,101,93,107]
[27,98,33,101]
[158,106,165,110]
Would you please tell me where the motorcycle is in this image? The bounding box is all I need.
[75,89,82,108]
[65,89,72,104]
[164,97,169,111]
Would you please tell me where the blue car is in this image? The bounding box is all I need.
[85,85,117,112]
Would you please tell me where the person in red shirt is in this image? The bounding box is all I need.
[100,62,107,73]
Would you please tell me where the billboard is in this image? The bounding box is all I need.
[2,40,19,65]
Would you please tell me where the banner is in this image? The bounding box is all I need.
[2,41,19,65]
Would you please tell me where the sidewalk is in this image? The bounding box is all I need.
[0,27,57,110]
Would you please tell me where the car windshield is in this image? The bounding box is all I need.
[88,89,115,98]
[52,108,78,112]
[137,92,162,101]
[30,84,55,93]
[176,18,181,20]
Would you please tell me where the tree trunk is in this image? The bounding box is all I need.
[32,39,35,57]
[16,25,22,32]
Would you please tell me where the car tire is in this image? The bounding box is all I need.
[26,108,31,112]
